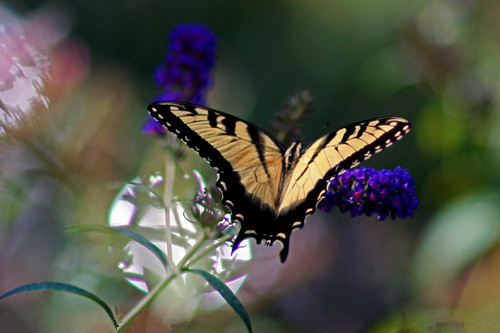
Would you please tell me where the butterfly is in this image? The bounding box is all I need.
[148,101,410,262]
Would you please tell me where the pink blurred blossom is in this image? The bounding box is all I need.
[0,6,89,135]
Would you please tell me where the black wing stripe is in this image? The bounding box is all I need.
[246,124,272,179]
[355,122,369,138]
[340,123,356,142]
[222,116,236,136]
[207,109,218,127]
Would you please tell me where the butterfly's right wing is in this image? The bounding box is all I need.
[275,117,411,244]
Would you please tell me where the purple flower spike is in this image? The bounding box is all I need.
[319,166,418,220]
[144,23,217,135]
[153,23,217,105]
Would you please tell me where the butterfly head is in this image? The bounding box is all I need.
[284,142,302,171]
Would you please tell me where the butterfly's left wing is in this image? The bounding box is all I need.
[273,117,411,259]
[148,101,289,256]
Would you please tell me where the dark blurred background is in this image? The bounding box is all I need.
[1,0,500,332]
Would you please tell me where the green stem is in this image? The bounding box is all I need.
[177,232,208,268]
[172,202,187,238]
[184,234,234,268]
[163,157,176,272]
[117,273,177,331]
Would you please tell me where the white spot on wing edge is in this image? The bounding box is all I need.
[276,232,287,239]
[219,181,227,191]
[317,190,325,200]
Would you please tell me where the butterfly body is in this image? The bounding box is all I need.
[148,101,410,262]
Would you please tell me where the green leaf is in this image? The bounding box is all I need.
[67,225,168,268]
[183,268,252,333]
[0,282,119,328]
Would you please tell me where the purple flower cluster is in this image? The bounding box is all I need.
[144,23,217,135]
[319,166,418,220]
